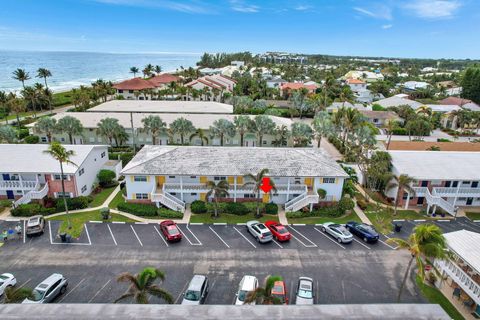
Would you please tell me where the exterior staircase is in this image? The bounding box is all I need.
[151,185,185,213]
[413,187,455,215]
[13,183,49,207]
[285,189,319,212]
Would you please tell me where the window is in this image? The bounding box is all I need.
[190,176,197,179]
[445,181,451,188]
[53,174,68,180]
[168,176,175,179]
[322,178,335,184]
[135,193,149,200]
[462,181,471,185]
[78,168,85,176]
[402,192,408,200]
[41,137,47,143]
[452,181,459,187]
[60,138,65,142]
[56,192,71,198]
[263,140,267,145]
[214,176,226,181]
[421,181,428,187]
[128,90,134,94]
[472,182,479,188]
[191,193,197,196]
[89,137,95,143]
[101,152,106,158]
[81,185,87,193]
[118,89,124,93]
[134,176,147,182]
[244,194,256,198]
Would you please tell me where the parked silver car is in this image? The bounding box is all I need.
[321,222,353,243]
[246,220,273,243]
[26,215,45,236]
[235,275,258,305]
[23,273,68,304]
[295,277,315,305]
[0,273,17,296]
[181,275,209,305]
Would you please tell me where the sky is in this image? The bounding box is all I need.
[0,0,479,59]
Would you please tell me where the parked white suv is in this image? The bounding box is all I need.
[246,220,273,243]
[23,273,68,304]
[235,275,258,305]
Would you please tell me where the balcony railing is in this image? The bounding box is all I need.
[435,259,480,305]
[0,180,37,190]
[433,187,480,197]
[163,183,306,194]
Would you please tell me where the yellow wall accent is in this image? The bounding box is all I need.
[304,177,312,186]
[262,194,270,203]
[156,176,165,184]
[332,195,336,201]
[227,176,234,184]
[237,176,244,184]
[335,178,339,184]
[146,176,150,182]
[200,176,208,183]
[200,193,206,201]
[147,193,151,200]
[130,176,134,182]
[132,193,136,200]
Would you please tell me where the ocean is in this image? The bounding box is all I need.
[0,51,201,93]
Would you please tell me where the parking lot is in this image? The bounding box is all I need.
[1,217,478,306]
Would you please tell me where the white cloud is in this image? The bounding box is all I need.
[353,5,393,20]
[295,5,312,11]
[404,0,462,18]
[91,0,214,14]
[229,0,259,13]
[382,24,393,29]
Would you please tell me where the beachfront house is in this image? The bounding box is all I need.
[358,110,403,128]
[121,146,348,213]
[386,151,480,216]
[185,74,237,101]
[113,74,182,100]
[0,144,120,206]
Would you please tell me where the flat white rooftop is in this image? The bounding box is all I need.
[389,151,480,181]
[122,146,348,178]
[88,100,233,114]
[0,144,107,174]
[444,230,480,273]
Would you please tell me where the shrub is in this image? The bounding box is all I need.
[117,202,157,216]
[226,202,249,215]
[372,104,386,111]
[286,211,309,219]
[265,203,278,215]
[392,128,408,135]
[357,199,368,210]
[0,200,12,208]
[11,203,56,217]
[55,196,90,211]
[437,138,451,142]
[17,129,30,139]
[317,188,327,200]
[206,202,228,215]
[191,200,207,214]
[338,197,355,214]
[24,135,39,144]
[120,153,134,166]
[97,169,116,187]
[158,208,183,219]
[100,207,110,220]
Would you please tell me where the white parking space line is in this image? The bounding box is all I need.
[176,225,201,246]
[352,238,371,250]
[189,223,203,225]
[84,224,92,245]
[233,226,256,248]
[107,224,117,245]
[288,226,317,248]
[186,225,202,245]
[23,220,26,244]
[213,223,227,226]
[272,239,283,248]
[18,278,31,289]
[153,225,169,247]
[130,225,143,246]
[209,226,230,248]
[59,278,86,302]
[379,239,396,250]
[313,227,345,249]
[175,281,190,304]
[88,279,111,303]
[89,221,102,223]
[437,220,450,222]
[48,221,53,244]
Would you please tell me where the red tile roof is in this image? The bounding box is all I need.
[149,74,181,86]
[440,97,472,106]
[280,83,318,91]
[346,78,366,84]
[113,78,156,90]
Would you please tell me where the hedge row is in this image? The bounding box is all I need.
[286,197,354,219]
[191,200,278,216]
[117,202,183,219]
[11,204,56,217]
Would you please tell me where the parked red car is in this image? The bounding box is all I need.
[271,280,288,305]
[159,220,182,242]
[264,221,291,242]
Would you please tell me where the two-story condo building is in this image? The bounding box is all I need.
[88,100,233,114]
[114,74,182,100]
[387,151,480,215]
[0,144,120,207]
[121,146,348,213]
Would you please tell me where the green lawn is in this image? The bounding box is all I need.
[415,276,465,320]
[48,210,137,238]
[364,204,430,234]
[108,189,125,209]
[89,186,117,208]
[190,213,279,224]
[466,212,480,220]
[52,90,73,107]
[287,211,361,225]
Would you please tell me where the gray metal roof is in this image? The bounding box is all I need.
[122,146,348,178]
[88,100,233,114]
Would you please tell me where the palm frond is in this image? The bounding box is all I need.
[114,292,134,303]
[147,286,174,304]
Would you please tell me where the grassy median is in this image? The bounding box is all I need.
[190,212,279,224]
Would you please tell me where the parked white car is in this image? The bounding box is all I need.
[235,275,258,305]
[0,273,17,296]
[321,222,353,243]
[295,277,315,305]
[246,221,273,243]
[23,273,68,304]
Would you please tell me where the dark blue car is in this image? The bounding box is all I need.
[345,221,379,243]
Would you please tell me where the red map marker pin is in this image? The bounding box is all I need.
[260,177,273,193]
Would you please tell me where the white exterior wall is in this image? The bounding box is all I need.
[74,146,111,196]
[314,177,344,201]
[125,175,156,200]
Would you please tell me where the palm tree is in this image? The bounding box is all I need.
[113,125,129,147]
[0,126,17,143]
[234,115,252,147]
[154,65,162,75]
[97,117,120,145]
[169,117,195,145]
[7,94,25,129]
[291,122,313,147]
[56,116,84,144]
[36,68,52,88]
[312,111,333,148]
[42,87,54,115]
[141,115,166,145]
[387,224,447,302]
[244,275,283,305]
[416,105,433,118]
[205,180,230,218]
[22,86,41,118]
[130,67,139,77]
[34,117,57,142]
[3,286,34,303]
[12,68,30,89]
[43,142,77,229]
[342,107,362,145]
[142,64,154,78]
[249,115,276,147]
[386,174,416,215]
[189,129,209,146]
[272,125,290,147]
[115,267,173,304]
[243,168,277,218]
[0,90,8,125]
[385,120,399,150]
[209,119,236,146]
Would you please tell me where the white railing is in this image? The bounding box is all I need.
[435,259,480,305]
[163,183,306,194]
[151,185,185,213]
[413,187,455,215]
[433,187,480,197]
[286,194,320,212]
[13,184,49,207]
[0,180,37,190]
[285,192,307,209]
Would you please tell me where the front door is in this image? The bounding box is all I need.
[472,181,479,188]
[6,190,14,200]
[467,198,474,205]
[417,197,425,205]
[156,176,165,187]
[2,174,10,181]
